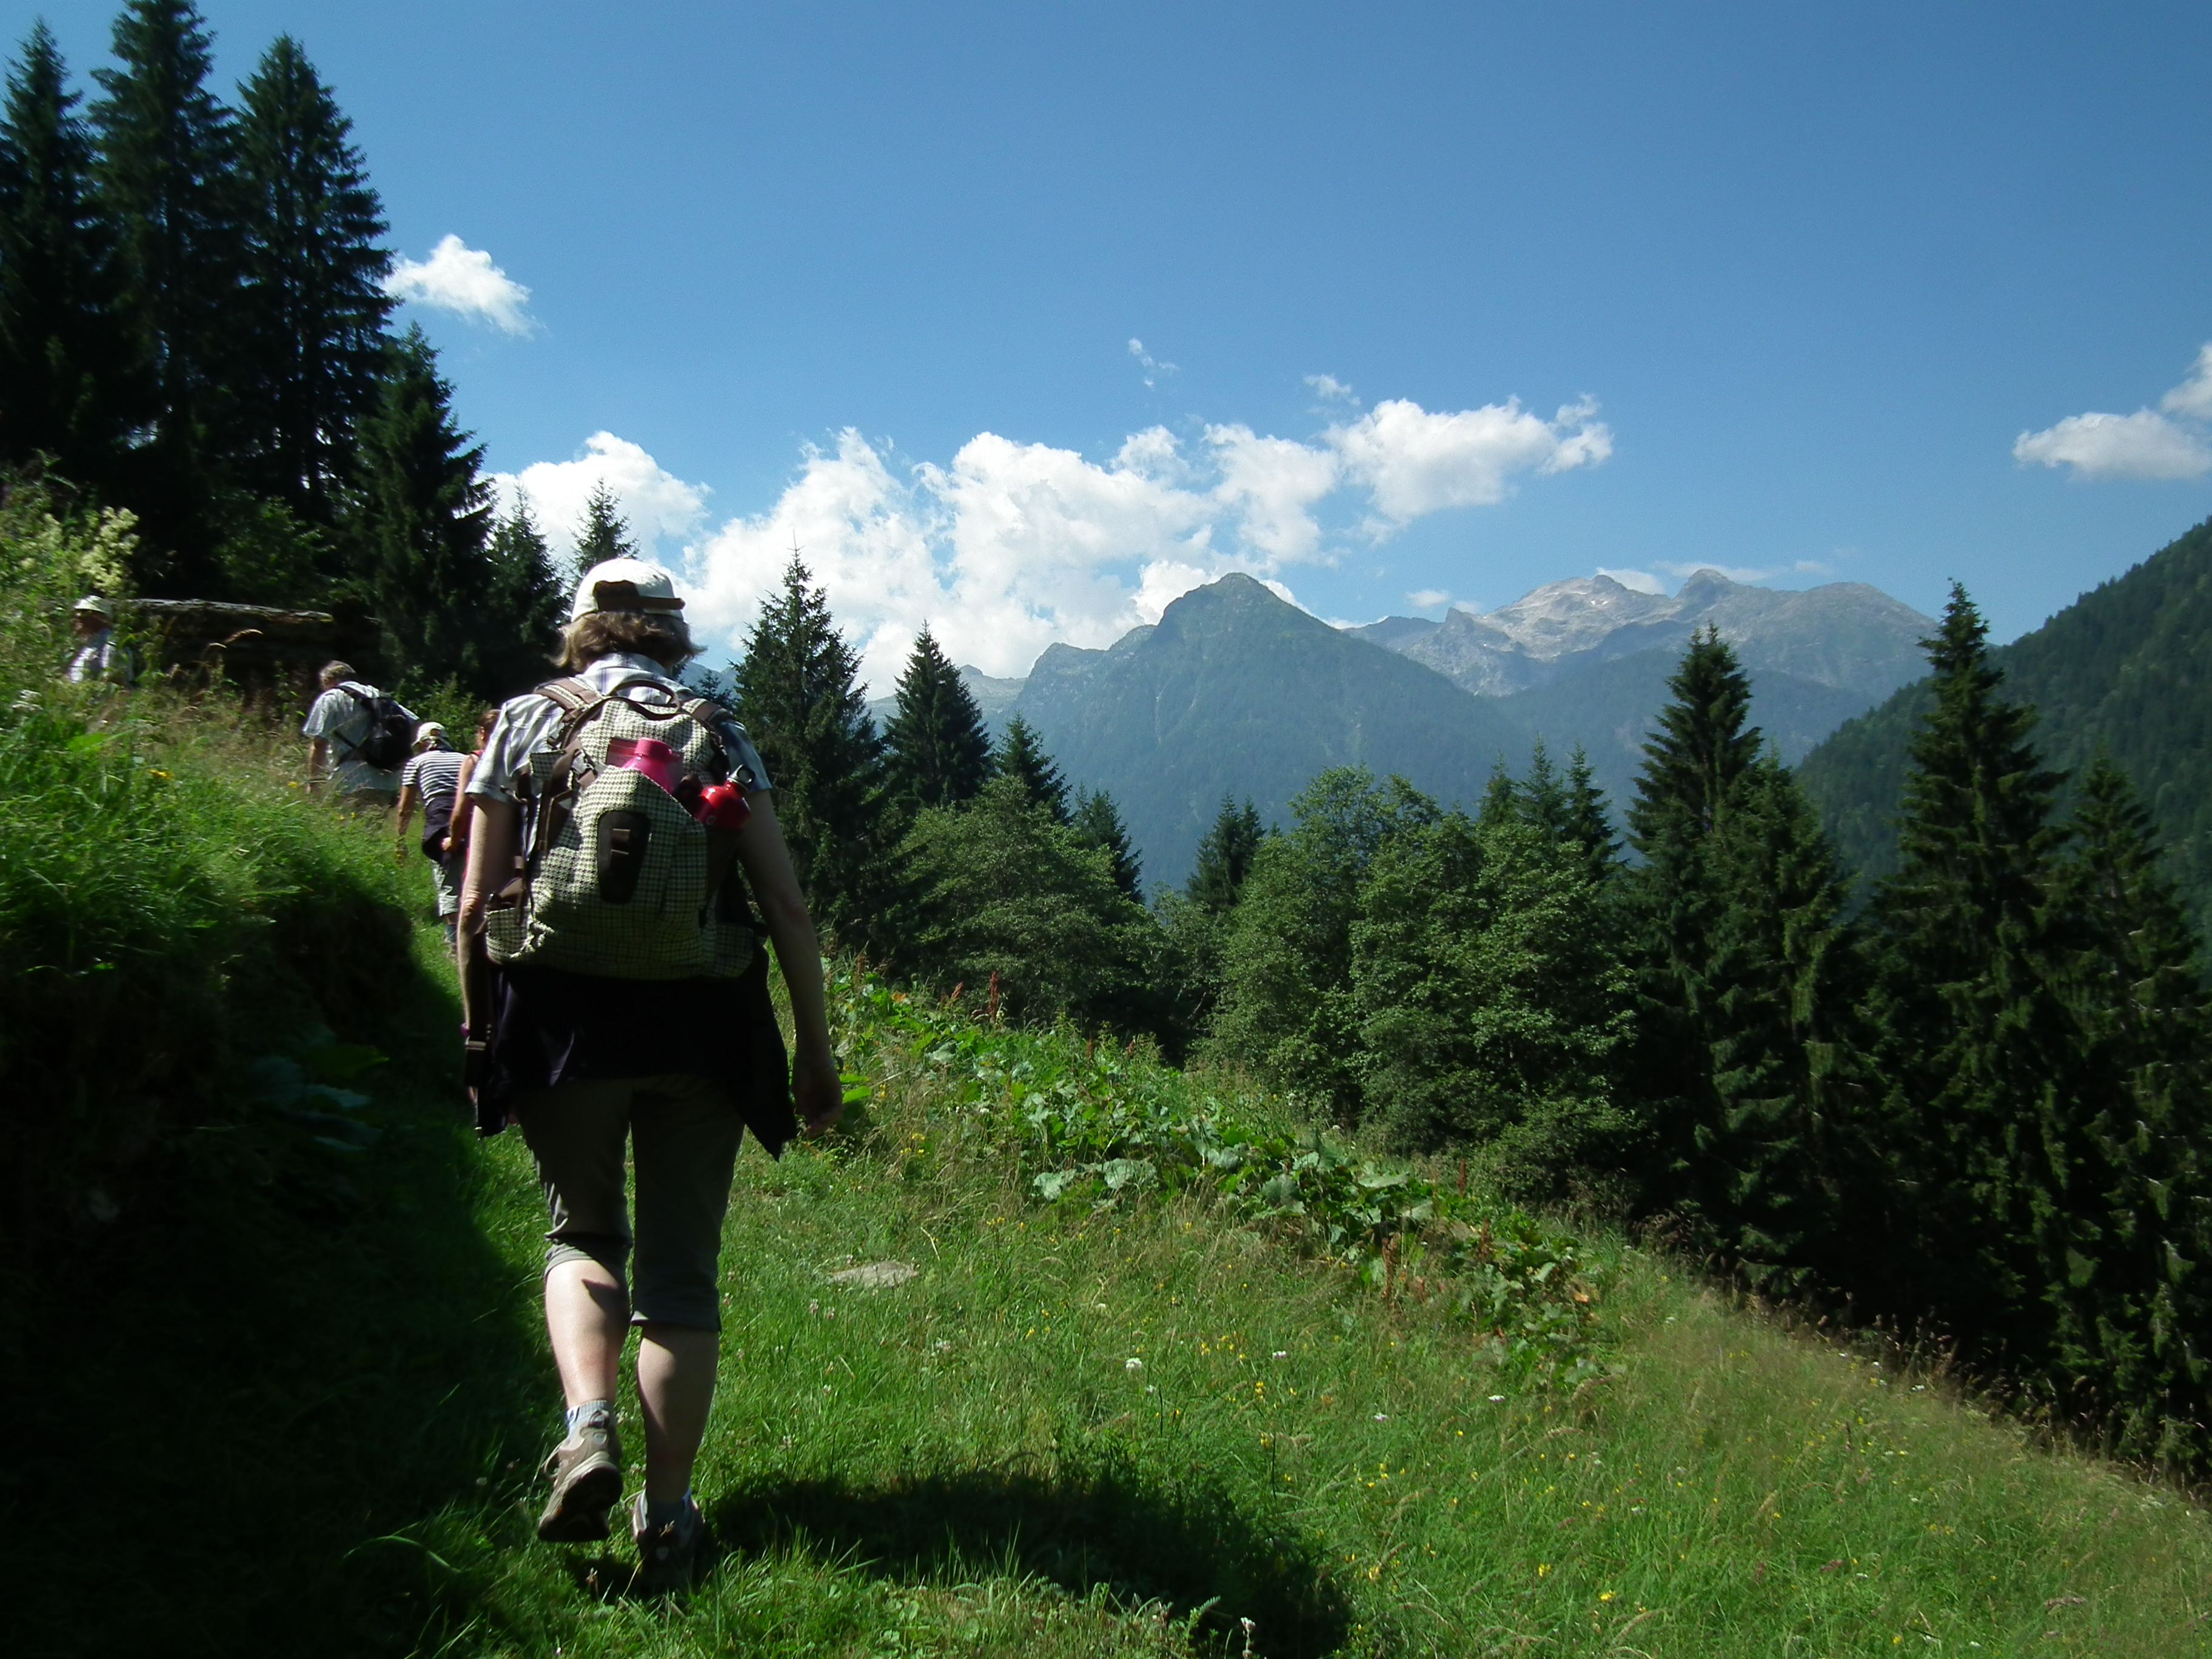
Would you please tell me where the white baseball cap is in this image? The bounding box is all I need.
[412,720,447,748]
[571,557,685,623]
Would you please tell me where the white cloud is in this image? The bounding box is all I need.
[2015,344,2212,481]
[1205,424,1340,562]
[491,432,710,560]
[1598,567,1666,594]
[1406,588,1451,609]
[1656,560,1785,584]
[1128,337,1178,388]
[1306,374,1359,404]
[2161,344,2212,420]
[383,235,535,335]
[2013,409,2212,481]
[515,388,1607,692]
[1328,396,1612,523]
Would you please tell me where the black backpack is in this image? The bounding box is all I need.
[338,684,415,772]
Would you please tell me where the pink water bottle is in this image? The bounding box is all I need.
[692,779,749,831]
[605,736,683,794]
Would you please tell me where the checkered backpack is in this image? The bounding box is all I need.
[485,675,758,979]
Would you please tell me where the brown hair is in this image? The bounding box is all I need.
[319,659,356,683]
[555,611,694,672]
[475,705,500,741]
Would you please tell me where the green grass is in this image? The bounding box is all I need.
[16,791,2212,1656]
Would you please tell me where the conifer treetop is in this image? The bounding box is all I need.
[885,623,992,809]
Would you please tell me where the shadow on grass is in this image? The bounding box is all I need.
[6,945,549,1659]
[710,1462,1355,1657]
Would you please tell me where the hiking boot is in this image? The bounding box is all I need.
[536,1407,623,1541]
[629,1490,704,1595]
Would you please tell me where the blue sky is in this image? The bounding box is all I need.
[22,1,2212,687]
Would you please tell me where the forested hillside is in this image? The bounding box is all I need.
[1801,515,2212,916]
[0,1,568,709]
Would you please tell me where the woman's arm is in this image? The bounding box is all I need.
[392,781,420,856]
[731,792,843,1136]
[447,754,480,854]
[457,796,517,945]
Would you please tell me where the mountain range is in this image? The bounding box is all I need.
[981,569,1931,888]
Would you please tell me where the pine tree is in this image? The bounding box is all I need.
[729,556,900,951]
[883,625,991,808]
[1561,746,1620,885]
[1185,794,1263,914]
[569,481,635,580]
[1697,753,1862,1286]
[2046,756,2212,1459]
[993,714,1070,823]
[0,24,144,489]
[233,36,390,521]
[352,326,493,687]
[476,494,565,694]
[1618,628,1766,1222]
[92,0,246,582]
[1628,625,1763,846]
[1865,582,2079,1353]
[1073,786,1142,899]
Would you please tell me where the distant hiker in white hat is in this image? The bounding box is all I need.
[457,555,843,1594]
[394,721,466,943]
[65,595,133,686]
[301,661,416,809]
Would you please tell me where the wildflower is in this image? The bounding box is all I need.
[1489,1394,1506,1403]
[1125,1357,1144,1372]
[1373,1412,1389,1421]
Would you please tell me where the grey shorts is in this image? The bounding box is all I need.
[512,1071,744,1329]
[429,855,461,917]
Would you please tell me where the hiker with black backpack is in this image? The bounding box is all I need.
[302,660,417,809]
[394,722,466,943]
[455,557,843,1594]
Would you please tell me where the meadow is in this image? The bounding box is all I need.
[16,760,2212,1655]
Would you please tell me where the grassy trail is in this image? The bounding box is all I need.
[25,870,2212,1655]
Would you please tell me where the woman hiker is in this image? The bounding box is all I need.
[455,557,842,1594]
[393,722,465,943]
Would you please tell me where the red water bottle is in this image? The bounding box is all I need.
[692,779,749,831]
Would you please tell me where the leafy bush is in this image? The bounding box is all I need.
[828,961,1606,1386]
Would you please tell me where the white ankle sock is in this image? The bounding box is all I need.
[565,1398,612,1437]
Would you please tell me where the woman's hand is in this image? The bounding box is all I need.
[792,1047,843,1138]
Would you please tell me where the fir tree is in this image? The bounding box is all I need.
[1628,625,1763,846]
[1697,753,1862,1286]
[233,36,391,521]
[476,494,565,694]
[569,481,635,580]
[993,714,1070,823]
[92,0,245,581]
[1618,628,1766,1221]
[729,556,900,951]
[352,326,493,687]
[883,625,991,809]
[1185,794,1263,914]
[1073,785,1142,899]
[0,24,144,489]
[1865,582,2079,1353]
[1560,746,1620,884]
[2046,756,2212,1458]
